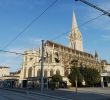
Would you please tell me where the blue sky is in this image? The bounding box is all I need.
[0,0,110,71]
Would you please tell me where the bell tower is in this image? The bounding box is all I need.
[68,11,83,51]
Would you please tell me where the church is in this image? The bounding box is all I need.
[18,12,101,87]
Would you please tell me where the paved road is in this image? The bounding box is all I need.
[0,89,65,100]
[1,88,110,100]
[29,87,110,100]
[55,88,110,100]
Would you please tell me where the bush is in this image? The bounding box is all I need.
[79,67,100,86]
[49,74,62,90]
[68,67,83,86]
[68,66,101,87]
[51,74,62,83]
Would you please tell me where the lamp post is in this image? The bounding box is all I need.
[41,40,44,93]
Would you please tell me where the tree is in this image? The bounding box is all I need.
[61,53,71,76]
[68,59,83,86]
[51,74,62,83]
[49,74,62,90]
[79,67,100,86]
[68,67,83,86]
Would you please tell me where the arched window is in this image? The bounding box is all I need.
[56,69,60,75]
[64,69,69,76]
[44,70,48,77]
[37,69,41,77]
[28,67,32,77]
[49,54,52,63]
[50,69,54,76]
[54,52,60,63]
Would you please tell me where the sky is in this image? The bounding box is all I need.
[0,0,110,71]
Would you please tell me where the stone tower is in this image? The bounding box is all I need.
[69,12,83,51]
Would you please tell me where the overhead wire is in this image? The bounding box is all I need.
[2,0,58,49]
[0,0,106,69]
[0,49,40,57]
[0,49,24,55]
[0,7,108,60]
[51,13,104,41]
[0,13,106,72]
[0,14,105,56]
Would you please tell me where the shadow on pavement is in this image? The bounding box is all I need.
[1,88,110,100]
[37,88,110,100]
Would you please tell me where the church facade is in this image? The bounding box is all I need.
[18,12,101,86]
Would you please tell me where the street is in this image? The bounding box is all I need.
[0,89,62,100]
[54,88,110,100]
[0,88,110,100]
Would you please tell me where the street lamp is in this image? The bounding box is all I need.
[40,40,44,93]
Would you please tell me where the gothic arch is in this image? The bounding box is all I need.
[64,69,69,76]
[44,69,48,77]
[37,69,41,77]
[56,69,60,75]
[54,52,60,63]
[49,53,52,63]
[28,67,32,77]
[50,69,54,76]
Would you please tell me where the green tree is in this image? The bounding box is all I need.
[51,74,62,82]
[79,67,100,86]
[49,74,62,90]
[68,67,83,86]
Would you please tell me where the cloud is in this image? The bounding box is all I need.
[75,0,110,29]
[22,37,42,48]
[0,36,42,71]
[101,34,110,41]
[95,1,110,11]
[28,37,41,44]
[0,52,22,71]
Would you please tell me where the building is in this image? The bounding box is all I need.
[101,60,110,87]
[0,67,20,88]
[0,66,9,78]
[18,12,101,87]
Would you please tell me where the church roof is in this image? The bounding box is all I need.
[45,40,94,59]
[0,66,9,69]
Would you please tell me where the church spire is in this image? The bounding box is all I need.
[68,11,83,51]
[95,50,98,59]
[72,11,78,33]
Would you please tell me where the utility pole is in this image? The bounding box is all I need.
[75,0,110,17]
[41,40,44,93]
[72,59,78,94]
[75,75,78,93]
